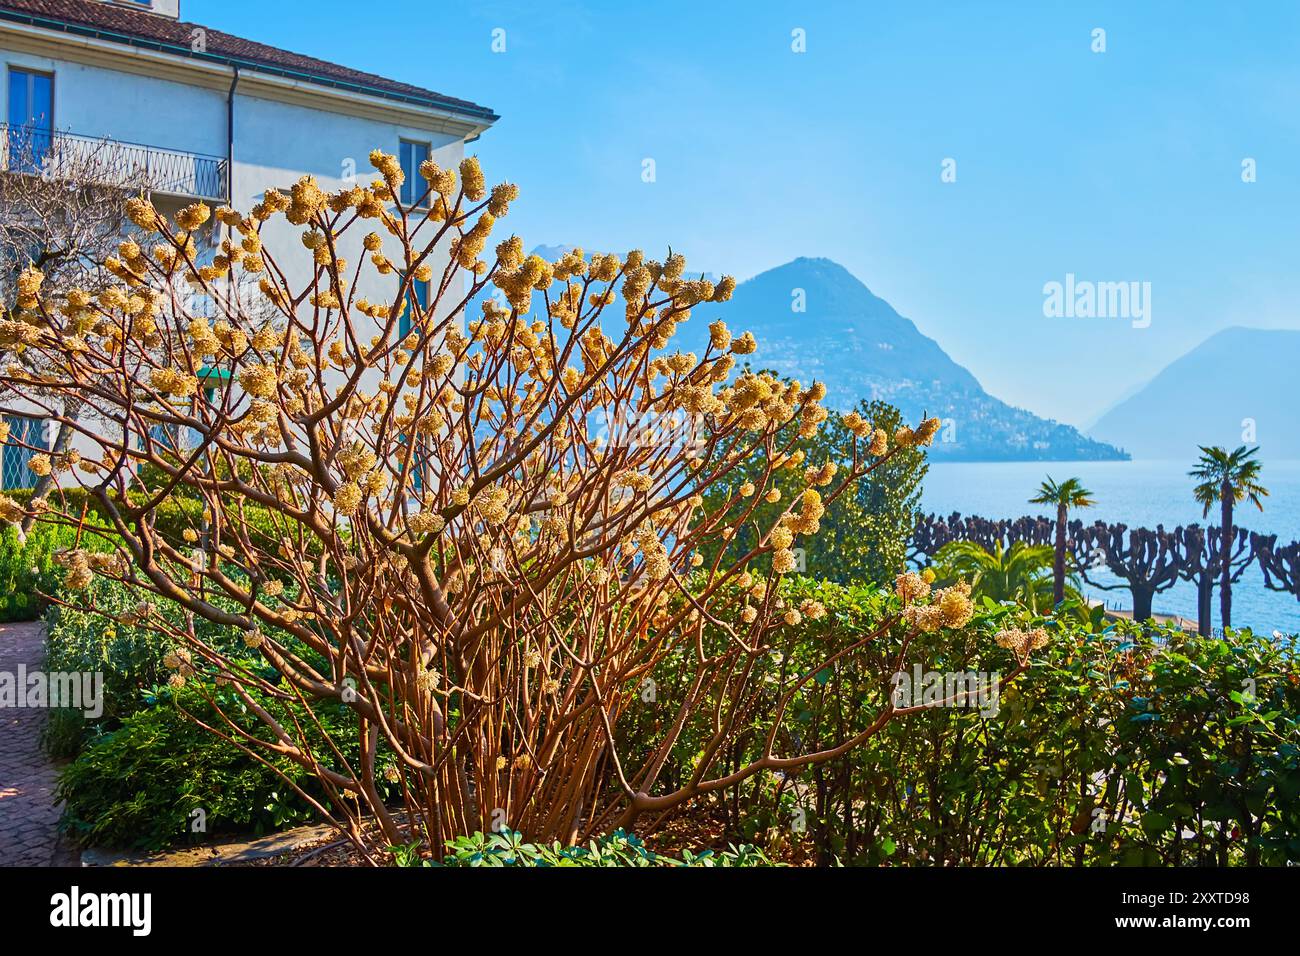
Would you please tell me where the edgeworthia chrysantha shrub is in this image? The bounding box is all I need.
[0,151,1042,858]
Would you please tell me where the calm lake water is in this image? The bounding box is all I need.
[921,460,1300,634]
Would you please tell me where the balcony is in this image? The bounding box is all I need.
[0,123,228,203]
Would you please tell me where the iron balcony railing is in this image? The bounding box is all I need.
[0,123,228,202]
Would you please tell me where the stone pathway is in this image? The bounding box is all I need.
[0,620,78,866]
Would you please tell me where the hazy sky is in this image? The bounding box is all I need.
[194,0,1300,428]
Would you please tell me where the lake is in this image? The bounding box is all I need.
[921,459,1300,634]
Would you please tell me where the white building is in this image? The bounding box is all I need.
[0,0,496,487]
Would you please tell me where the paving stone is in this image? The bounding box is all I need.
[0,621,78,867]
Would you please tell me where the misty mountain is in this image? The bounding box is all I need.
[695,258,1126,461]
[1089,326,1299,459]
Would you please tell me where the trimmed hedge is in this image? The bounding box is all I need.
[622,576,1300,866]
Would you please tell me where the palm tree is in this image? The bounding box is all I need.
[1190,445,1268,631]
[1029,477,1096,606]
[928,540,1077,613]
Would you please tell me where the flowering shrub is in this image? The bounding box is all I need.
[0,152,1031,858]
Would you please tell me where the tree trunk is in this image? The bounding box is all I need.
[1053,503,1067,606]
[1219,480,1233,632]
[1197,574,1213,637]
[1131,585,1153,623]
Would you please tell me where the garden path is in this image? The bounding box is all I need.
[0,620,78,866]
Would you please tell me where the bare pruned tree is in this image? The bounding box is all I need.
[0,130,152,528]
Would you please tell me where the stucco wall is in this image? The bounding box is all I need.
[0,46,227,158]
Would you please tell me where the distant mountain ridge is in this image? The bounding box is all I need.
[695,258,1126,461]
[472,250,1127,461]
[1089,326,1300,459]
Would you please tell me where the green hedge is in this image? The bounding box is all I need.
[44,567,1300,863]
[624,577,1300,866]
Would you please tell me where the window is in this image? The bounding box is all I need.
[6,68,53,173]
[400,274,429,339]
[2,414,44,490]
[150,422,184,454]
[399,139,430,206]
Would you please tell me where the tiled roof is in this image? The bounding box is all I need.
[0,0,498,121]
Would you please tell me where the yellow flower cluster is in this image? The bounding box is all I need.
[408,511,445,535]
[790,488,824,534]
[488,182,519,217]
[333,481,362,515]
[163,647,195,678]
[239,363,279,399]
[894,418,942,449]
[634,525,670,580]
[895,570,930,604]
[460,156,486,201]
[176,202,211,232]
[708,319,732,351]
[15,265,43,309]
[995,626,1050,659]
[125,196,158,230]
[0,320,41,348]
[149,367,198,397]
[473,486,511,525]
[0,494,25,524]
[53,548,92,589]
[804,460,837,487]
[902,581,974,633]
[800,599,827,621]
[731,331,757,354]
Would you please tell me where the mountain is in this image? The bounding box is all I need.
[695,258,1126,461]
[1090,326,1300,459]
[472,251,1125,461]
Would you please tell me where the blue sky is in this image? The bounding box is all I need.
[194,0,1300,428]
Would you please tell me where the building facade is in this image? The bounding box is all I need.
[0,0,496,486]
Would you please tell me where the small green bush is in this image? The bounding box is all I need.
[40,575,183,757]
[0,523,68,622]
[55,683,358,851]
[392,829,776,867]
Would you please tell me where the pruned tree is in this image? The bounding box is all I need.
[1078,523,1183,622]
[0,152,1039,859]
[1254,532,1300,609]
[0,132,148,529]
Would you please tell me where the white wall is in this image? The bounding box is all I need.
[0,47,226,158]
[231,90,467,342]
